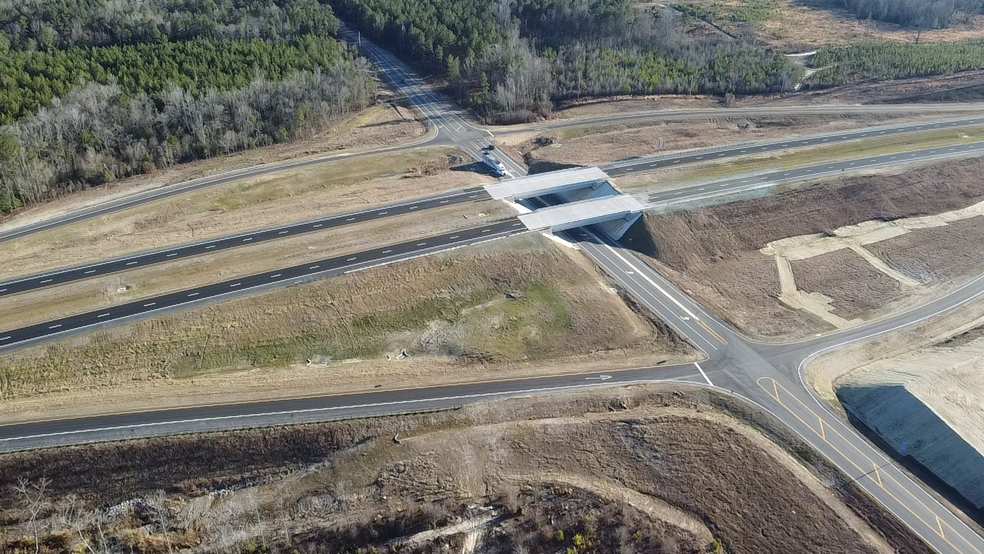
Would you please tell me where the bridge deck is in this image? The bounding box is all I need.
[484,167,609,200]
[519,195,644,232]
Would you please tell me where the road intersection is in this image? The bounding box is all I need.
[1,30,983,554]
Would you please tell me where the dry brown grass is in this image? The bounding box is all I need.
[0,386,928,554]
[670,0,984,51]
[0,234,693,422]
[791,248,909,320]
[0,148,487,280]
[622,157,984,339]
[498,113,937,168]
[0,201,511,330]
[0,98,429,235]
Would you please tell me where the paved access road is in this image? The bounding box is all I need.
[0,187,489,298]
[0,219,526,352]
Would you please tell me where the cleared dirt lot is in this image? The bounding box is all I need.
[0,147,487,280]
[0,234,694,423]
[0,386,928,554]
[622,157,984,339]
[0,98,429,234]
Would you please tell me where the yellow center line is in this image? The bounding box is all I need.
[698,320,728,345]
[938,516,947,539]
[874,463,884,489]
[819,417,826,442]
[756,377,977,553]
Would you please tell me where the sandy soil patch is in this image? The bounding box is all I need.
[0,386,924,554]
[836,333,984,511]
[0,96,429,234]
[0,234,695,423]
[1,148,487,280]
[621,157,984,339]
[0,201,511,331]
[867,216,984,285]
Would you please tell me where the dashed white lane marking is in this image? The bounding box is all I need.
[49,324,62,330]
[187,292,199,297]
[97,313,110,318]
[40,279,52,284]
[144,302,156,307]
[85,270,95,274]
[126,261,138,265]
[167,252,177,257]
[279,230,289,235]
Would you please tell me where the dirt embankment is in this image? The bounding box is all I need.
[0,386,930,554]
[622,157,984,339]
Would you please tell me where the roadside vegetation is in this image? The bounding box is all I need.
[0,235,689,417]
[0,386,927,554]
[328,0,801,123]
[808,40,984,86]
[0,0,376,214]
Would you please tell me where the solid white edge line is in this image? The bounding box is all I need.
[694,362,712,386]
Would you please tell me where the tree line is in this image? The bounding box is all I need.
[0,0,340,51]
[808,39,984,86]
[0,0,376,213]
[0,66,374,212]
[811,0,983,29]
[327,0,801,123]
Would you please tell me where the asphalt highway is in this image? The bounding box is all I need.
[0,219,526,352]
[0,187,489,298]
[603,116,984,177]
[643,141,984,206]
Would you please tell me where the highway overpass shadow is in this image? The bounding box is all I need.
[526,160,581,175]
[837,384,984,525]
[450,160,499,177]
[617,216,661,259]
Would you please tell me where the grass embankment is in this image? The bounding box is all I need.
[0,235,690,420]
[618,125,984,189]
[1,146,482,280]
[0,201,512,330]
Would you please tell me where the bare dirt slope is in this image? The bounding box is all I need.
[0,386,930,554]
[0,234,693,423]
[622,157,984,339]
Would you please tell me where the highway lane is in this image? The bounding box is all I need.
[0,219,526,353]
[571,227,984,554]
[603,116,984,177]
[643,141,984,206]
[0,187,490,298]
[0,138,447,245]
[0,361,715,453]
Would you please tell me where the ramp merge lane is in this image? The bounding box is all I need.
[0,187,490,298]
[0,219,526,352]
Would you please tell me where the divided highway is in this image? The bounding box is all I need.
[603,116,984,177]
[0,219,526,352]
[644,141,984,206]
[0,187,489,298]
